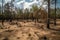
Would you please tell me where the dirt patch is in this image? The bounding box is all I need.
[0,27,51,40]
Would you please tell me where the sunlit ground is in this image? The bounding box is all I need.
[0,19,60,40]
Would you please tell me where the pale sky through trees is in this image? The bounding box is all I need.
[0,0,48,9]
[0,0,60,9]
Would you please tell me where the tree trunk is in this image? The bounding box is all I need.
[47,0,50,29]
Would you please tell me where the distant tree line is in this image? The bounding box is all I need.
[0,0,60,21]
[50,8,60,19]
[0,3,42,20]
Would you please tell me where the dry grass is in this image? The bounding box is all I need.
[0,20,60,40]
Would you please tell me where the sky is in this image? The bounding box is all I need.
[56,0,60,8]
[0,0,60,9]
[50,0,60,8]
[0,0,47,9]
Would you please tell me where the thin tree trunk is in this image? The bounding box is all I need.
[54,0,56,26]
[2,0,4,25]
[47,0,50,29]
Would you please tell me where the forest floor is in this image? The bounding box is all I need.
[0,20,60,40]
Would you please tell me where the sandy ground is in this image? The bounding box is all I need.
[0,20,60,40]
